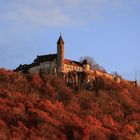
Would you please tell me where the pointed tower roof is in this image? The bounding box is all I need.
[57,34,64,45]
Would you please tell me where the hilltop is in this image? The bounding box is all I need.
[0,68,140,140]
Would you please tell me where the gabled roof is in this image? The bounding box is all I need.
[57,35,64,45]
[64,59,83,67]
[33,54,57,63]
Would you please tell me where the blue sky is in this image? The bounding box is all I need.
[0,0,140,82]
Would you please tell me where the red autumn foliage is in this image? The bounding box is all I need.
[0,68,140,139]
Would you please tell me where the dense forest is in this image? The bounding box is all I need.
[0,68,140,140]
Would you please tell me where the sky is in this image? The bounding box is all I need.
[0,0,140,82]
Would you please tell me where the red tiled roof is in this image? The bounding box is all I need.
[64,59,83,67]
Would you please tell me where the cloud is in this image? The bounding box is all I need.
[0,0,139,71]
[0,0,138,46]
[0,0,132,29]
[0,1,72,28]
[0,0,139,39]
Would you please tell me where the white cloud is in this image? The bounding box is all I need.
[0,1,110,26]
[0,1,72,27]
[0,0,138,29]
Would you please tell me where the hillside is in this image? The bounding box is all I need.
[0,69,140,140]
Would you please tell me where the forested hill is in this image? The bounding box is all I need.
[0,68,140,140]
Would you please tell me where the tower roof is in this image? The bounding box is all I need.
[82,59,88,65]
[57,35,64,45]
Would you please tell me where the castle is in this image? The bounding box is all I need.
[15,35,120,86]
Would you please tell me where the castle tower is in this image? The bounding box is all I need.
[82,59,90,71]
[57,34,64,74]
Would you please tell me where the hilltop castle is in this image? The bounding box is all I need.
[15,35,120,85]
[15,35,90,74]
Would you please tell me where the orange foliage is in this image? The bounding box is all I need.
[0,69,140,139]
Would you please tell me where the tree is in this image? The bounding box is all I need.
[112,71,122,78]
[93,76,105,93]
[80,56,105,71]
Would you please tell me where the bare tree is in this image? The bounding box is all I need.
[112,71,122,78]
[80,56,106,71]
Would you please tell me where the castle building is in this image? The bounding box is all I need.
[15,35,89,76]
[15,35,121,86]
